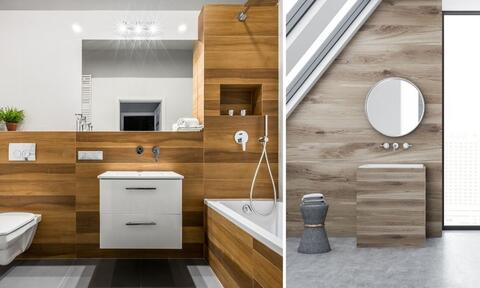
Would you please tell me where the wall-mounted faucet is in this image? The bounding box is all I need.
[234,131,249,151]
[152,146,160,162]
[75,113,93,131]
[381,142,413,151]
[392,143,399,151]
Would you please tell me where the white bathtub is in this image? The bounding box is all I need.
[204,199,283,255]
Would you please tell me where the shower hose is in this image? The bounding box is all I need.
[249,136,277,216]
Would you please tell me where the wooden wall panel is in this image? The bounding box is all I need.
[197,4,279,200]
[0,132,205,259]
[286,0,442,237]
[75,132,205,258]
[207,207,282,288]
[0,132,77,258]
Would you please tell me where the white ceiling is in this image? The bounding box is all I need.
[0,0,245,10]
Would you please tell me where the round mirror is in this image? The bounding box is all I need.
[365,77,425,137]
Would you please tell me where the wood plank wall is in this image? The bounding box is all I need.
[0,132,77,258]
[0,132,205,258]
[207,207,282,288]
[196,5,279,200]
[287,0,442,237]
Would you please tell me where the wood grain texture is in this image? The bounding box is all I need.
[286,0,442,237]
[206,207,282,288]
[0,132,77,258]
[356,166,426,247]
[0,132,205,259]
[195,4,279,199]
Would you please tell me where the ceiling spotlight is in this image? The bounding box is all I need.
[134,25,143,34]
[178,24,187,33]
[118,23,128,34]
[148,25,158,34]
[71,23,83,34]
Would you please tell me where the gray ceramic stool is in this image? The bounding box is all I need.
[298,201,331,254]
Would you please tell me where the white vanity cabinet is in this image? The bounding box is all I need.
[98,171,183,249]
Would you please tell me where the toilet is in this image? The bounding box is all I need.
[0,213,41,265]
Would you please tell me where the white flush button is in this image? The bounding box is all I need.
[78,151,103,160]
[9,143,36,161]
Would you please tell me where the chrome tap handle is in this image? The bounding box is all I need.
[152,146,160,162]
[392,143,399,151]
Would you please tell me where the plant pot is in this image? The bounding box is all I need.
[6,123,17,131]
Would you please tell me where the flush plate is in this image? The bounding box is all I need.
[9,143,36,161]
[78,151,103,161]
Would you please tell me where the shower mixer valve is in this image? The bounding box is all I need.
[234,131,249,151]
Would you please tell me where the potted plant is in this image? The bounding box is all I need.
[0,107,25,131]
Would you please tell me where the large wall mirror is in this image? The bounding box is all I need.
[365,77,425,137]
[82,40,193,131]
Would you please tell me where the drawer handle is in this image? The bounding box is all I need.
[125,222,157,226]
[125,187,157,190]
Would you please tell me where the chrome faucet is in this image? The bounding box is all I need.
[152,146,160,162]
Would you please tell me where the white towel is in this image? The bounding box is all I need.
[302,193,326,204]
[302,193,324,201]
[176,118,200,128]
[172,123,204,132]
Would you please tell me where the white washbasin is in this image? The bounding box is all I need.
[359,164,425,169]
[97,171,184,180]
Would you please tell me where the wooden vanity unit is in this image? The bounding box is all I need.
[356,164,426,247]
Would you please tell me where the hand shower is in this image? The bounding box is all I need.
[249,115,277,216]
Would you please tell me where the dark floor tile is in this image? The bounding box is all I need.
[141,260,177,287]
[88,259,142,288]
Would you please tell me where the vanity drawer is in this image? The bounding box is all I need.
[100,179,182,214]
[100,213,182,249]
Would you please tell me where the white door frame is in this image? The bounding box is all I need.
[115,98,166,131]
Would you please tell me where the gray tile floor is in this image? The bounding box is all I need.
[287,231,480,288]
[0,259,222,288]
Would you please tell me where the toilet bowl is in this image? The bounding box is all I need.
[0,212,41,265]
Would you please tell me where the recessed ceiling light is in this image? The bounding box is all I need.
[118,23,128,34]
[178,24,187,33]
[149,24,158,34]
[71,23,83,34]
[134,25,143,34]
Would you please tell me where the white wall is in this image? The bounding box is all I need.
[92,78,192,131]
[0,10,198,131]
[83,49,193,78]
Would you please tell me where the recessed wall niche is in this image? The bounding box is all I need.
[220,84,262,116]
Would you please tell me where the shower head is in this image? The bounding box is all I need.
[264,114,268,138]
[237,0,278,22]
[259,114,269,143]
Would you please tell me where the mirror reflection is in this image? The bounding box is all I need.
[365,77,425,137]
[81,40,194,131]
